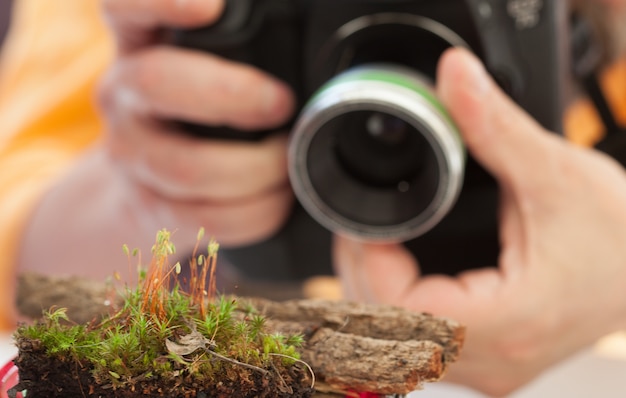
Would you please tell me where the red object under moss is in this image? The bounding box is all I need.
[0,359,21,398]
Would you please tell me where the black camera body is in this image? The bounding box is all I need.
[174,0,569,276]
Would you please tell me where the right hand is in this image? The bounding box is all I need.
[99,0,296,246]
[333,47,626,396]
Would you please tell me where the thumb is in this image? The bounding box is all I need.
[332,235,419,305]
[437,48,558,190]
[332,235,498,317]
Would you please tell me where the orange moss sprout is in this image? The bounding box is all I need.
[138,228,218,321]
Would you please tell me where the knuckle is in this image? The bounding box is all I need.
[95,52,161,116]
[100,0,126,24]
[127,48,168,98]
[96,67,122,117]
[101,0,116,16]
[169,0,225,26]
[103,47,174,114]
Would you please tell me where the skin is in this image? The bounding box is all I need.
[16,0,626,395]
[334,48,626,396]
[18,0,296,281]
[335,2,626,394]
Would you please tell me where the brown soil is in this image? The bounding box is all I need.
[12,337,314,398]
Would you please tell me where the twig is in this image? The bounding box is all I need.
[204,348,269,375]
[269,353,316,389]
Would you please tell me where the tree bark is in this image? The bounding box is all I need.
[244,298,464,394]
[16,273,465,395]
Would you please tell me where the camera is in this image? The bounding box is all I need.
[173,0,569,276]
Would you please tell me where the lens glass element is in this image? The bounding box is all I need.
[307,109,441,227]
[334,110,426,188]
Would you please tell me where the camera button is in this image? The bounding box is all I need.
[506,0,544,30]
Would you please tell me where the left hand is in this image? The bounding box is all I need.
[333,48,626,397]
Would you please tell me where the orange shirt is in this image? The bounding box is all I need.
[565,58,626,146]
[0,1,624,331]
[0,0,113,330]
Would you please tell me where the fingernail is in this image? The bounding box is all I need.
[345,236,365,261]
[262,80,294,121]
[459,49,490,98]
[439,48,490,102]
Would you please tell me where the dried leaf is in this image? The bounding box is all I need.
[165,329,212,356]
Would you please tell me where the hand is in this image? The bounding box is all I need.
[99,0,296,245]
[18,0,295,280]
[333,48,626,396]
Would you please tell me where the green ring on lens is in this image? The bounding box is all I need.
[311,65,464,153]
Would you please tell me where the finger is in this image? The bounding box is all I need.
[333,235,420,305]
[102,0,224,52]
[100,93,290,202]
[175,185,294,246]
[103,0,223,28]
[107,124,290,202]
[111,164,294,247]
[436,47,560,191]
[333,235,506,319]
[100,46,295,130]
[332,235,406,303]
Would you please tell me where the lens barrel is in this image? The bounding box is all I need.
[288,64,465,241]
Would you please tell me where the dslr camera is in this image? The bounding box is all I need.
[174,0,569,275]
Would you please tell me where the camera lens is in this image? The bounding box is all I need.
[288,64,465,241]
[334,111,426,189]
[367,113,409,144]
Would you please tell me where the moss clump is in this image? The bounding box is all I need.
[13,229,313,397]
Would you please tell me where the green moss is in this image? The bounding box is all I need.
[16,229,306,388]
